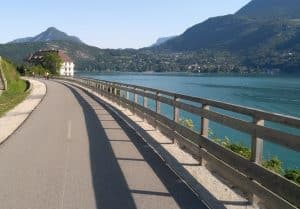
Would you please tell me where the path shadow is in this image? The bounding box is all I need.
[66,85,137,209]
[64,83,209,209]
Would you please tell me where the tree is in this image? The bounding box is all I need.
[16,65,26,76]
[42,52,63,75]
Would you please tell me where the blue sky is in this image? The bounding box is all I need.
[1,0,250,49]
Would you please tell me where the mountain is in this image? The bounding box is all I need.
[152,36,177,46]
[0,40,99,70]
[154,0,300,72]
[158,15,300,52]
[158,15,258,51]
[10,27,82,44]
[158,0,300,52]
[236,0,300,19]
[11,37,33,44]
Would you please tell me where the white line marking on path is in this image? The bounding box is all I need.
[61,120,72,209]
[67,120,72,139]
[60,144,70,209]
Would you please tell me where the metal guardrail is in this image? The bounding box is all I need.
[61,76,300,209]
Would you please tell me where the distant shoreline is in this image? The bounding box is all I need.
[76,71,300,77]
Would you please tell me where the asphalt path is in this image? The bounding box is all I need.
[0,80,208,209]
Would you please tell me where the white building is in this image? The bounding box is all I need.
[27,49,75,76]
[58,51,75,76]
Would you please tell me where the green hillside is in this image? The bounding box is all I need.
[0,41,100,70]
[155,0,300,73]
[160,0,300,52]
[159,15,300,53]
[10,27,82,44]
[236,0,300,19]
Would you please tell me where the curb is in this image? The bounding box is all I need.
[0,79,47,145]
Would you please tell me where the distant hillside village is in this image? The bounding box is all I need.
[27,50,74,76]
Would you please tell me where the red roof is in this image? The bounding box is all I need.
[27,49,73,63]
[58,51,73,62]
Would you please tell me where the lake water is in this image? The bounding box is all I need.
[78,72,300,169]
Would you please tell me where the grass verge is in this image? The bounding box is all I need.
[0,59,29,117]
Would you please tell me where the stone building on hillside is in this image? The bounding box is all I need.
[27,49,75,76]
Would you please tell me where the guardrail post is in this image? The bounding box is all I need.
[104,83,108,97]
[115,86,118,102]
[114,86,118,103]
[108,85,111,99]
[99,83,103,96]
[97,83,101,94]
[92,81,95,91]
[126,90,130,100]
[143,89,148,121]
[249,117,264,206]
[173,96,179,123]
[173,96,180,143]
[200,104,210,165]
[102,83,105,95]
[155,92,161,130]
[134,88,138,115]
[104,84,108,97]
[251,117,264,164]
[201,104,209,137]
[110,85,113,101]
[96,83,99,93]
[104,83,107,97]
[127,89,133,111]
[143,90,147,107]
[119,86,123,107]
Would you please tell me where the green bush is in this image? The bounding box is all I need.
[262,157,283,174]
[224,138,251,159]
[209,130,251,159]
[25,64,48,76]
[179,118,194,130]
[189,127,300,185]
[284,169,300,184]
[42,52,63,75]
[213,136,251,159]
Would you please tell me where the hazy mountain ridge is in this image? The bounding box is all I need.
[10,27,82,44]
[152,36,177,46]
